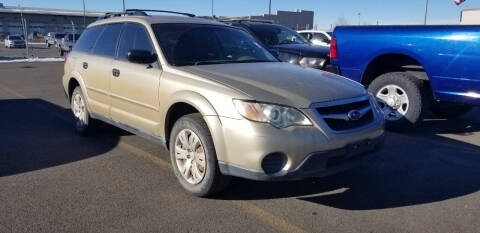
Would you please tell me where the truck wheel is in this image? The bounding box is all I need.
[60,48,64,56]
[430,101,472,119]
[368,72,426,129]
[169,113,230,197]
[71,86,97,135]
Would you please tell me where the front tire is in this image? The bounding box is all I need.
[169,113,230,197]
[368,72,427,130]
[71,86,97,135]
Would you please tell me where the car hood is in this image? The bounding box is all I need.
[177,62,366,108]
[271,43,330,58]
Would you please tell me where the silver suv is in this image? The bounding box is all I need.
[62,10,385,196]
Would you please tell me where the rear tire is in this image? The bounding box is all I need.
[71,86,97,135]
[368,72,427,130]
[169,113,230,197]
[430,101,472,119]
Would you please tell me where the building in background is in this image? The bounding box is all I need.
[461,8,480,24]
[221,10,314,30]
[0,4,103,36]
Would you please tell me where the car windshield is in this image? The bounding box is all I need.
[10,36,21,40]
[55,34,66,38]
[152,23,278,66]
[248,24,308,46]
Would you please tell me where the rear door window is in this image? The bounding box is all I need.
[74,26,103,53]
[116,23,155,61]
[92,24,123,57]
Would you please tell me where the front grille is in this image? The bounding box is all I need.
[315,98,375,131]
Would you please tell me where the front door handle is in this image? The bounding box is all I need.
[82,62,88,69]
[112,68,120,77]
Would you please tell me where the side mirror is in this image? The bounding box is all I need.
[127,50,157,64]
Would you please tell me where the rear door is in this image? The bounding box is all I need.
[110,23,162,134]
[77,23,123,117]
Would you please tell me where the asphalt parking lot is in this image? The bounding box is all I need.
[0,42,61,60]
[0,62,479,233]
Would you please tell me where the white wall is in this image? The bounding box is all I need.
[461,9,480,24]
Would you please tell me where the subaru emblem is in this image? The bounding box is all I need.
[347,110,361,121]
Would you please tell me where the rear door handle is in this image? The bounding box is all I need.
[112,68,120,77]
[82,62,88,69]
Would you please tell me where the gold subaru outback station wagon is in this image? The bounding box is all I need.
[62,9,385,196]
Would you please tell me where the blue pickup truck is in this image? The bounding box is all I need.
[329,25,479,128]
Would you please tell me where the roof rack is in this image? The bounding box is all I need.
[220,19,273,24]
[99,9,195,20]
[125,9,195,17]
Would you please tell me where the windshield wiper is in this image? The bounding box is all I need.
[193,60,236,65]
[235,59,277,63]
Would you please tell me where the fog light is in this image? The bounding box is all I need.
[261,153,286,174]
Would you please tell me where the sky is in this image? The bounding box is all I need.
[2,0,479,30]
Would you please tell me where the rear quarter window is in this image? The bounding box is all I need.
[74,26,103,53]
[92,24,123,57]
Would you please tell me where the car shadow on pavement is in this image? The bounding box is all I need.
[219,109,480,210]
[0,99,127,177]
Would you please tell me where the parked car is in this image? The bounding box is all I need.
[45,32,66,48]
[330,25,480,129]
[59,33,81,56]
[63,10,385,196]
[4,35,26,48]
[297,30,332,47]
[224,20,330,70]
[0,32,10,41]
[27,31,44,40]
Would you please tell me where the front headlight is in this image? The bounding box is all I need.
[277,52,325,68]
[233,100,312,128]
[299,57,326,68]
[277,52,301,64]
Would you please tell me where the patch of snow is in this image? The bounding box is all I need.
[0,57,63,63]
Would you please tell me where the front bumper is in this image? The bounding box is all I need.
[219,133,384,181]
[9,43,26,48]
[210,102,385,181]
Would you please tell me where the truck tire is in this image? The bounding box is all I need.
[60,48,64,56]
[71,86,97,135]
[368,72,426,130]
[169,113,230,197]
[430,101,472,119]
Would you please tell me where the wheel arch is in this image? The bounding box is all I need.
[163,91,220,149]
[65,72,89,105]
[361,53,429,87]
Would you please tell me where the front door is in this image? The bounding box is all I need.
[110,23,162,134]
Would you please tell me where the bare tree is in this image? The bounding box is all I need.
[335,17,349,26]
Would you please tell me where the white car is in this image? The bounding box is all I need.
[4,35,26,48]
[297,30,332,47]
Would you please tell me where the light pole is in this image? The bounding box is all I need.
[122,0,125,12]
[82,0,86,29]
[424,0,429,25]
[358,12,361,25]
[211,0,214,17]
[269,0,271,15]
